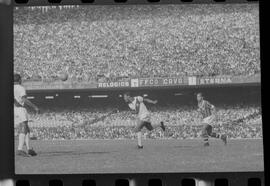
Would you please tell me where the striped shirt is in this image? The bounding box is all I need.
[198,100,213,119]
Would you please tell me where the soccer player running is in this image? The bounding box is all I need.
[123,92,166,149]
[14,73,39,156]
[196,93,227,147]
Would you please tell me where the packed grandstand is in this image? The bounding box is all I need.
[14,4,260,82]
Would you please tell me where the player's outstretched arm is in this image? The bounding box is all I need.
[143,98,158,104]
[210,104,216,115]
[22,96,39,113]
[204,100,216,115]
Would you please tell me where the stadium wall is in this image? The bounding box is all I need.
[26,84,261,109]
[24,74,260,92]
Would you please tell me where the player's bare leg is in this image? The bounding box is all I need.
[135,119,166,149]
[220,134,227,145]
[151,121,166,131]
[25,133,37,156]
[17,133,29,156]
[18,133,25,151]
[16,122,29,156]
[135,120,144,149]
[205,124,227,146]
[209,132,227,145]
[137,131,143,149]
[202,125,210,146]
[24,122,37,156]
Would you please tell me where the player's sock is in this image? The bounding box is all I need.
[210,132,220,138]
[18,133,25,151]
[160,121,166,131]
[203,138,209,146]
[221,134,227,145]
[137,132,142,147]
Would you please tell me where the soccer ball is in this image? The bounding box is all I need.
[59,73,68,81]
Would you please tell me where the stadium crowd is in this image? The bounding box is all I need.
[28,124,262,140]
[14,4,260,82]
[15,105,262,140]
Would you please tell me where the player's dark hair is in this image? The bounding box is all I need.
[14,73,21,84]
[123,92,131,97]
[197,92,203,97]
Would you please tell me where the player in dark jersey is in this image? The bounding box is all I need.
[196,93,227,147]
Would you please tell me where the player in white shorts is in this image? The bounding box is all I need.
[123,92,166,149]
[14,73,39,157]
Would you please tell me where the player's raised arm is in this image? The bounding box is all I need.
[211,104,216,114]
[206,101,216,115]
[143,98,158,104]
[22,96,39,113]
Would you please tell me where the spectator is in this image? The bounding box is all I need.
[14,4,260,82]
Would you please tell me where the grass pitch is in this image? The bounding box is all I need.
[15,138,264,174]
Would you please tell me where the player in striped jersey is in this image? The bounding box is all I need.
[123,92,166,149]
[196,93,227,147]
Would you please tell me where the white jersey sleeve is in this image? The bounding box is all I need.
[128,97,137,110]
[14,84,26,106]
[128,96,143,110]
[128,102,136,110]
[137,96,144,103]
